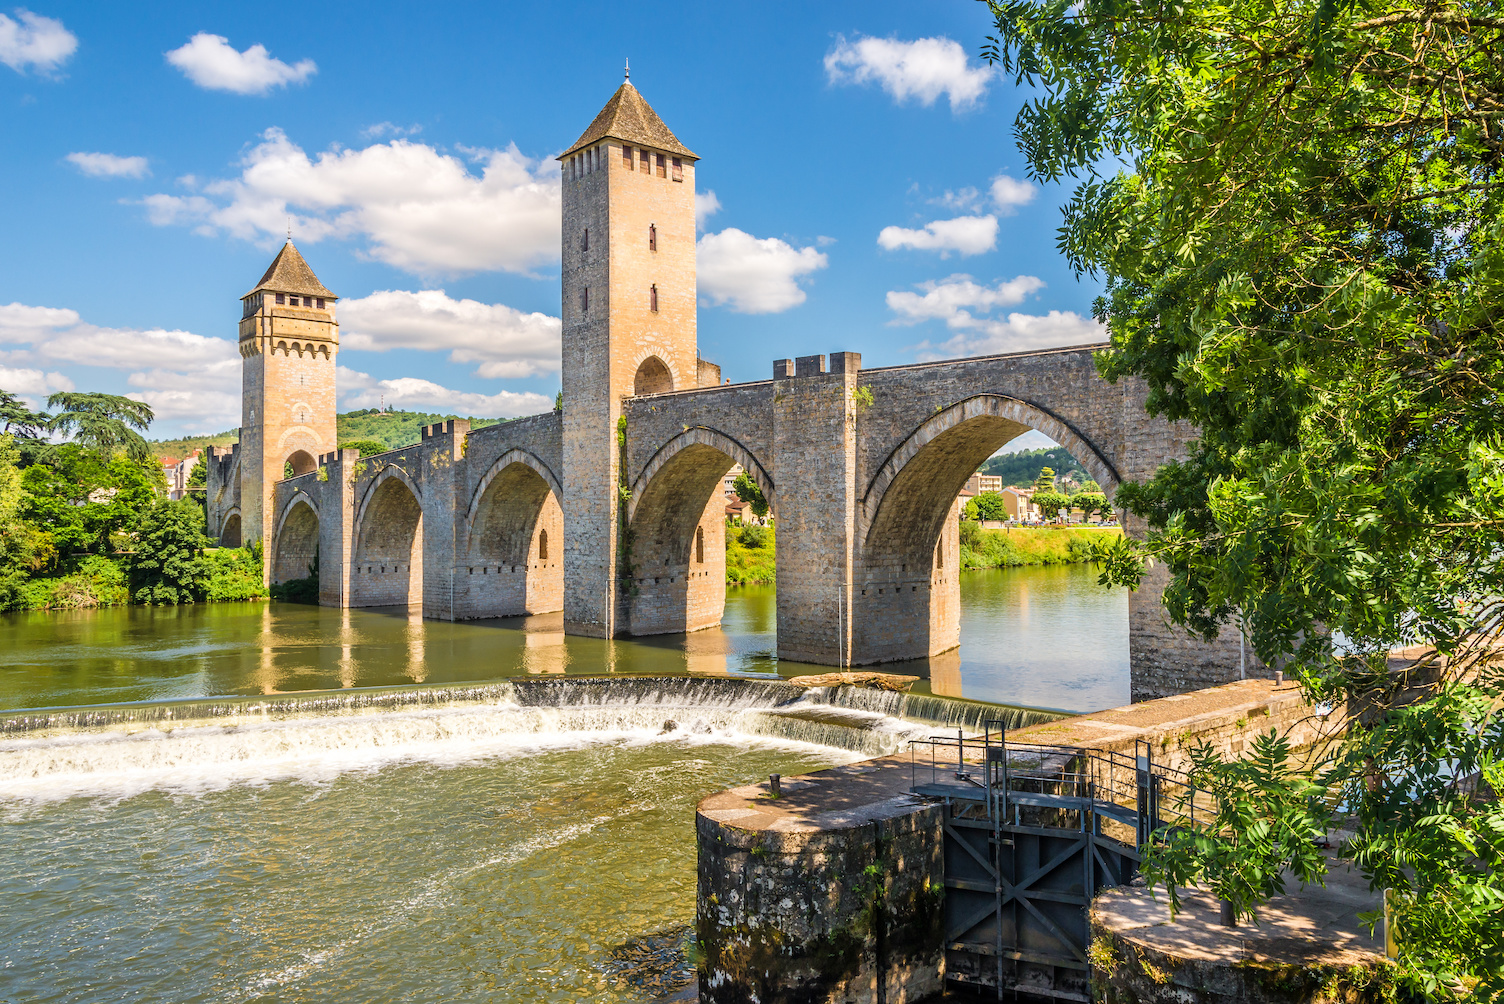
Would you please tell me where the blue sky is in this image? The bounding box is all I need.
[0,0,1103,442]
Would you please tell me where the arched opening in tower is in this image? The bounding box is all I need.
[273,500,320,588]
[219,513,242,549]
[286,450,317,478]
[458,462,563,619]
[626,442,750,636]
[633,356,673,396]
[350,477,424,609]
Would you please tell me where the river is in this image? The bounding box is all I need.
[0,564,1126,1003]
[0,563,1127,715]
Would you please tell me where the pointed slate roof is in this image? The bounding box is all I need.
[561,81,697,161]
[242,240,336,300]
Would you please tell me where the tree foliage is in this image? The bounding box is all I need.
[46,392,155,462]
[1032,490,1072,521]
[982,0,1504,994]
[1032,466,1056,492]
[965,491,1010,522]
[732,471,769,518]
[130,500,211,605]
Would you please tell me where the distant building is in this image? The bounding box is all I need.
[965,473,1003,495]
[1002,486,1037,521]
[725,498,771,526]
[164,450,201,501]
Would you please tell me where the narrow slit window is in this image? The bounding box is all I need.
[672,157,683,182]
[695,526,704,563]
[538,529,548,561]
[581,228,589,252]
[655,153,666,178]
[649,284,658,312]
[648,224,656,251]
[580,287,588,313]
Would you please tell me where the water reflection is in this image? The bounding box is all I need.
[0,567,1128,713]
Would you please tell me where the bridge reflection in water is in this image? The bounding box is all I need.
[0,566,1125,715]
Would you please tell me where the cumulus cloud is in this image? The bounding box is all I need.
[697,228,828,314]
[885,275,1104,358]
[886,274,1046,325]
[140,128,561,277]
[695,190,722,230]
[65,152,150,179]
[878,215,998,257]
[339,290,560,379]
[824,35,993,112]
[165,33,316,95]
[0,365,72,404]
[990,175,1036,210]
[0,302,241,431]
[337,367,552,418]
[0,9,76,75]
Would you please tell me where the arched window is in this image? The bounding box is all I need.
[695,526,704,564]
[538,529,548,561]
[935,539,943,569]
[633,356,672,395]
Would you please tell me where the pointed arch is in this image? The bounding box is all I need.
[628,426,775,523]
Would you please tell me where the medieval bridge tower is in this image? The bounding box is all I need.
[205,77,1260,702]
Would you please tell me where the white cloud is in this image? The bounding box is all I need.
[877,215,998,257]
[65,152,150,179]
[990,175,1036,210]
[165,33,315,95]
[824,35,994,112]
[0,301,241,432]
[913,310,1105,358]
[339,290,560,379]
[697,228,828,314]
[0,366,72,406]
[361,121,422,140]
[0,9,76,75]
[695,190,722,230]
[141,128,561,277]
[886,274,1104,357]
[887,274,1046,325]
[337,367,552,418]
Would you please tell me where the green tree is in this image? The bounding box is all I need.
[732,471,769,518]
[1032,466,1055,492]
[970,491,1008,521]
[46,392,154,462]
[338,439,388,458]
[1073,492,1109,520]
[20,448,161,556]
[130,499,210,604]
[1031,491,1072,522]
[983,0,1504,994]
[0,390,48,439]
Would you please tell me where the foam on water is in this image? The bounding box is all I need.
[0,677,1061,806]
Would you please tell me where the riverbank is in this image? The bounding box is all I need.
[3,546,266,611]
[960,524,1119,569]
[725,523,775,585]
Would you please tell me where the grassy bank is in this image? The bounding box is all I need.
[960,524,1119,569]
[2,547,268,612]
[726,523,775,586]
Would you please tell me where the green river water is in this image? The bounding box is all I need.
[0,565,1127,1003]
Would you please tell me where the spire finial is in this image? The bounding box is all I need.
[286,216,292,242]
[624,58,630,81]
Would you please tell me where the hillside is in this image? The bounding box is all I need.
[980,446,1089,487]
[148,409,507,459]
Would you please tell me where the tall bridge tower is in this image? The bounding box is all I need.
[236,240,339,551]
[558,74,709,636]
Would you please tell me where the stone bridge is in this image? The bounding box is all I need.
[209,344,1240,700]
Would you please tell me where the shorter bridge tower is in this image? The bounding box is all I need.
[236,240,339,550]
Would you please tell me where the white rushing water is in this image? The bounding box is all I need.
[0,678,1055,806]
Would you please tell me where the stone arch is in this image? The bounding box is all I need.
[633,355,674,395]
[626,437,740,636]
[286,449,317,477]
[853,394,1121,664]
[629,427,775,523]
[219,508,242,548]
[456,454,564,619]
[272,496,319,585]
[350,468,424,608]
